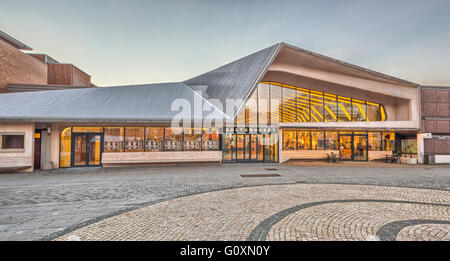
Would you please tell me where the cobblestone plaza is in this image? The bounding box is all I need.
[0,163,449,241]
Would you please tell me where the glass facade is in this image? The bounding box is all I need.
[60,127,221,167]
[282,129,395,153]
[249,82,387,123]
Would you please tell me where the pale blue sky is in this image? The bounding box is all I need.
[1,0,449,86]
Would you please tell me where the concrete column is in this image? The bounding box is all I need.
[417,133,432,164]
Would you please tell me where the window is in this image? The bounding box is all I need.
[145,127,164,152]
[104,127,124,153]
[125,127,145,152]
[282,130,297,150]
[297,131,311,150]
[247,89,258,125]
[281,86,296,123]
[311,131,325,150]
[338,97,352,122]
[310,91,324,122]
[324,94,338,122]
[165,127,183,151]
[296,89,310,122]
[258,84,270,126]
[270,84,282,126]
[184,128,202,151]
[60,128,71,168]
[0,134,24,150]
[352,99,366,122]
[402,139,417,154]
[382,133,395,151]
[72,127,103,133]
[367,102,381,122]
[202,128,219,151]
[368,132,382,151]
[325,132,338,150]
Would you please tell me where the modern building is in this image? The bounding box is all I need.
[1,37,450,172]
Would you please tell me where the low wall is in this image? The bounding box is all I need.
[102,151,222,166]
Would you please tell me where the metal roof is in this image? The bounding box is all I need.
[0,83,227,122]
[184,44,281,117]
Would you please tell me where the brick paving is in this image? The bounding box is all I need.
[54,184,450,241]
[0,163,449,241]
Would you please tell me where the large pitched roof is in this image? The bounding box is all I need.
[0,83,227,122]
[184,44,281,117]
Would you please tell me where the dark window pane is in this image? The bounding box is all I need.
[0,134,24,149]
[368,132,382,151]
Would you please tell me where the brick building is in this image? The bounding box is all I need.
[0,30,93,93]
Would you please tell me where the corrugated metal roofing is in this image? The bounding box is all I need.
[0,82,227,122]
[184,44,281,117]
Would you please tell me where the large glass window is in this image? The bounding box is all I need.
[145,127,164,152]
[325,132,338,150]
[60,127,72,168]
[270,84,282,126]
[104,127,124,152]
[202,128,219,151]
[367,102,381,121]
[311,131,325,150]
[352,99,366,122]
[165,127,183,151]
[296,88,310,122]
[247,89,258,125]
[297,131,311,150]
[281,86,297,123]
[0,134,24,149]
[310,91,324,122]
[184,128,202,151]
[368,132,382,151]
[338,97,352,122]
[258,82,386,124]
[258,83,269,126]
[125,127,145,152]
[72,127,103,133]
[282,130,297,150]
[382,133,395,151]
[324,93,338,122]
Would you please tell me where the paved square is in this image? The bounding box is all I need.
[0,163,449,241]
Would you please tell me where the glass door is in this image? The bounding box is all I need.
[339,135,353,160]
[353,134,368,161]
[72,134,103,167]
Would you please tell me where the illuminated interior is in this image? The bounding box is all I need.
[236,82,387,125]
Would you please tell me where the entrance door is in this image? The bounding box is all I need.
[339,135,353,160]
[72,134,103,167]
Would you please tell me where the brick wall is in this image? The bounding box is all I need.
[424,138,450,155]
[0,40,47,93]
[421,88,450,133]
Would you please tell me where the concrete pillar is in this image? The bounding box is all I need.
[417,133,432,164]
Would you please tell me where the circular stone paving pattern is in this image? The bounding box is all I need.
[55,184,450,241]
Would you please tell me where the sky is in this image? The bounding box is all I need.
[1,0,450,86]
